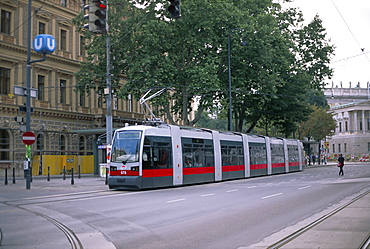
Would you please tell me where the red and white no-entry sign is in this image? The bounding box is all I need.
[22,131,36,145]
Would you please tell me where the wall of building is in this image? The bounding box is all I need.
[0,0,146,175]
[324,86,370,161]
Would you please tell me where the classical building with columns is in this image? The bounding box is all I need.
[324,86,370,160]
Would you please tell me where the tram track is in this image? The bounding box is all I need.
[2,189,120,206]
[0,190,122,249]
[1,201,84,249]
[267,188,370,249]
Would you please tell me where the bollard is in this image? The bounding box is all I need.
[71,168,74,185]
[63,166,66,180]
[47,166,50,181]
[5,168,8,185]
[12,167,16,184]
[105,169,108,185]
[78,165,81,179]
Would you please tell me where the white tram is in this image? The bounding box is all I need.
[108,124,304,190]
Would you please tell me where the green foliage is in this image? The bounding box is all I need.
[73,0,335,136]
[194,111,228,131]
[298,105,336,141]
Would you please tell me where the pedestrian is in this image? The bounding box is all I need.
[312,154,316,165]
[338,154,345,176]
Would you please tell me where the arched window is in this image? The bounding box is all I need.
[79,136,85,155]
[60,134,66,153]
[37,133,44,151]
[0,130,10,160]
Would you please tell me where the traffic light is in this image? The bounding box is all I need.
[167,0,180,19]
[84,0,107,34]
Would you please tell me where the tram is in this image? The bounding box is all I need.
[108,123,304,190]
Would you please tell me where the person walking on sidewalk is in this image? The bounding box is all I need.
[338,154,345,176]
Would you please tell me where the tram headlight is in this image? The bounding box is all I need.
[131,166,139,171]
[110,166,117,171]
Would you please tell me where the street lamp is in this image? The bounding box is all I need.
[228,28,246,131]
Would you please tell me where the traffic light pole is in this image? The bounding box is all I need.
[106,36,112,145]
[105,1,112,146]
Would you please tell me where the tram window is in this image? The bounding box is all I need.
[111,131,142,163]
[287,145,298,162]
[249,142,267,165]
[143,136,172,169]
[182,137,214,167]
[221,141,244,166]
[271,144,284,164]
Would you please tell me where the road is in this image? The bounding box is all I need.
[1,163,369,248]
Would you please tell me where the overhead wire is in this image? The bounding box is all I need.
[331,0,370,64]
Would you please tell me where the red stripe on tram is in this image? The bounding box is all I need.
[272,163,285,168]
[250,164,268,170]
[289,162,300,167]
[222,165,244,172]
[142,168,173,178]
[183,167,215,175]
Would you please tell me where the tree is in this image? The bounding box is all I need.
[73,0,334,135]
[230,9,334,134]
[298,105,336,141]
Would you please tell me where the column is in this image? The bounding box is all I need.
[362,110,366,133]
[353,111,358,133]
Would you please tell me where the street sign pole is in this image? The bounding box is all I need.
[22,131,35,189]
[25,0,32,189]
[25,0,55,189]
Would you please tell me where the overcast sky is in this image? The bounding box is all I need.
[283,0,370,88]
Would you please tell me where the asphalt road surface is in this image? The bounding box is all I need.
[1,163,369,249]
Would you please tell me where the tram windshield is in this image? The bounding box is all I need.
[111,131,142,163]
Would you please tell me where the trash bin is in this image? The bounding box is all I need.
[99,163,108,177]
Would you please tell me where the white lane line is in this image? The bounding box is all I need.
[247,185,257,189]
[21,190,106,200]
[226,189,238,193]
[167,198,186,203]
[298,185,311,190]
[262,193,283,199]
[201,193,215,197]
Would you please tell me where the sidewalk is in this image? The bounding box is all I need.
[274,189,370,249]
[0,174,109,198]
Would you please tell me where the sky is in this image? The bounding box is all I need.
[283,0,370,88]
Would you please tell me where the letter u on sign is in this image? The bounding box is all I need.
[33,34,56,54]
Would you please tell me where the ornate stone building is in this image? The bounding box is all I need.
[0,0,146,176]
[324,86,370,160]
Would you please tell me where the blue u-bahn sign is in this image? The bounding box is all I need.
[33,34,56,54]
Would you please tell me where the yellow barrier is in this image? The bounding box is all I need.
[32,155,94,175]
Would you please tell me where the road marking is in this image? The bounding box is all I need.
[21,190,107,200]
[226,189,238,193]
[201,193,215,197]
[298,185,311,190]
[167,198,186,203]
[247,185,257,189]
[262,193,283,199]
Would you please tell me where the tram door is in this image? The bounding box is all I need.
[141,135,173,188]
[249,142,268,176]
